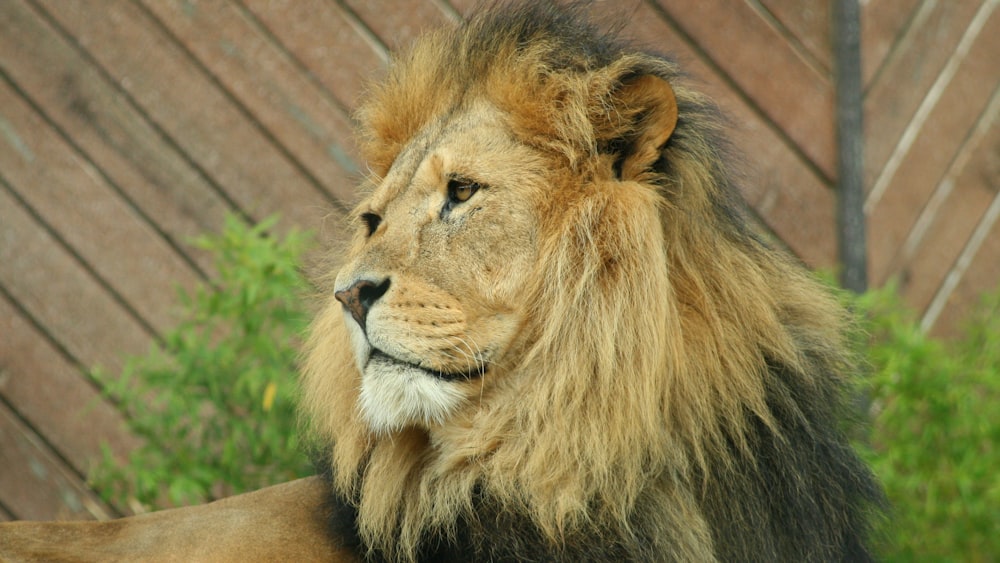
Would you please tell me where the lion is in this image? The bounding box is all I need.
[0,3,883,562]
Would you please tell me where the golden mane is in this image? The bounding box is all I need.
[301,4,881,561]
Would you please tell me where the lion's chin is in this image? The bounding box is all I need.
[358,351,468,434]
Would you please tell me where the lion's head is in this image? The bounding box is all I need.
[303,4,880,561]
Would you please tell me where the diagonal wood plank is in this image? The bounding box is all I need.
[867,4,1000,285]
[757,0,831,74]
[924,189,1000,337]
[860,0,923,86]
[890,86,1000,315]
[0,187,152,379]
[863,0,985,190]
[445,0,475,14]
[344,0,454,51]
[0,402,114,521]
[0,291,140,479]
[0,0,231,277]
[241,0,387,114]
[762,0,925,88]
[141,0,361,207]
[652,0,836,179]
[32,0,343,233]
[0,78,199,335]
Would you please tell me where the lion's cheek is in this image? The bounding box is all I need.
[358,361,468,434]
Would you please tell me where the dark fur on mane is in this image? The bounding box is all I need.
[315,360,883,561]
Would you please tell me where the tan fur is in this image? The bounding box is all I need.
[0,478,356,562]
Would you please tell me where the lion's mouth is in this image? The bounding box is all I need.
[368,348,486,381]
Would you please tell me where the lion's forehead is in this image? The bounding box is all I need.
[369,101,540,209]
[363,140,437,216]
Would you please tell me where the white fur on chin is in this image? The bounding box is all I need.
[358,356,467,433]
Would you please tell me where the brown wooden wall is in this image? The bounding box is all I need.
[1,0,997,521]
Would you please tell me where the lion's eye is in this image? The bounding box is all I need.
[360,212,382,236]
[447,178,480,205]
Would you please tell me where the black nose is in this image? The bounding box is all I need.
[334,278,390,330]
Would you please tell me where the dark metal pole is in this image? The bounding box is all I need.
[834,0,874,430]
[834,0,867,294]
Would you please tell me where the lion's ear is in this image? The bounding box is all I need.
[602,74,678,180]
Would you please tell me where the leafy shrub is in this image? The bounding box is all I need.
[859,285,1000,561]
[92,215,315,510]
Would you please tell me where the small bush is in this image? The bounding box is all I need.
[92,215,314,510]
[859,285,1000,561]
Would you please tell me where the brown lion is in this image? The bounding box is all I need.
[0,3,883,562]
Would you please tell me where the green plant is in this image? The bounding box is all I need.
[859,284,1000,561]
[92,214,315,510]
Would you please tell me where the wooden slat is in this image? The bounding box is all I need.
[863,0,984,188]
[652,0,836,179]
[0,0,229,276]
[892,87,1000,315]
[0,402,113,521]
[761,0,925,87]
[758,0,832,73]
[344,0,453,51]
[867,5,1000,284]
[594,1,836,267]
[141,0,361,206]
[242,0,387,112]
[0,291,140,474]
[926,196,1000,337]
[860,0,923,86]
[446,0,476,15]
[34,0,341,232]
[0,77,200,335]
[0,188,152,378]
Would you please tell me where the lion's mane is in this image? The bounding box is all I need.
[302,4,883,561]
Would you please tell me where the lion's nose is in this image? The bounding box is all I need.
[334,278,390,331]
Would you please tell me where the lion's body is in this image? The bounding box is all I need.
[0,477,354,562]
[0,4,882,562]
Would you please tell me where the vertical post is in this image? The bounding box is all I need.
[834,0,874,432]
[834,0,867,294]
